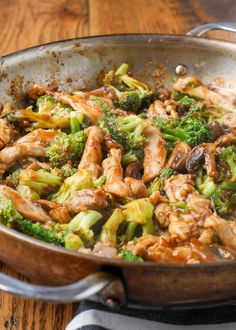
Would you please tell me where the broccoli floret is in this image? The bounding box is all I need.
[17,185,40,201]
[36,95,57,113]
[19,169,62,196]
[68,210,103,246]
[46,130,87,167]
[120,249,143,262]
[100,208,125,246]
[99,114,148,153]
[13,107,70,129]
[64,233,83,251]
[211,182,236,219]
[5,168,22,187]
[0,195,66,245]
[114,90,142,113]
[178,95,204,113]
[51,169,94,203]
[196,174,217,198]
[103,63,158,112]
[159,168,177,179]
[147,168,176,195]
[60,167,78,178]
[123,198,154,241]
[93,175,106,187]
[91,97,113,115]
[217,146,236,179]
[122,149,144,166]
[155,112,212,147]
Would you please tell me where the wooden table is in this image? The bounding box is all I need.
[0,0,235,329]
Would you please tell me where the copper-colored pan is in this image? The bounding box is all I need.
[0,23,236,309]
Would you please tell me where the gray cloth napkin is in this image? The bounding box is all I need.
[66,300,236,330]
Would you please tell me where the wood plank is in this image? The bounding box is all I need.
[0,0,89,56]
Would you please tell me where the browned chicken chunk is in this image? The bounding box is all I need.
[79,126,103,178]
[65,188,107,214]
[143,126,166,183]
[0,185,51,222]
[102,148,132,199]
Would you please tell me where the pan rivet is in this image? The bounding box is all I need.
[175,64,187,76]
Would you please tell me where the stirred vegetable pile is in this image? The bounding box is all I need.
[0,64,235,263]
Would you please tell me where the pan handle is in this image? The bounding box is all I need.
[0,271,126,307]
[188,22,236,37]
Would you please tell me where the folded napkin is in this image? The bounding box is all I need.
[66,300,236,330]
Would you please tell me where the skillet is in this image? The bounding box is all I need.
[0,22,236,309]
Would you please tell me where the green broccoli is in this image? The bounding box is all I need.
[36,95,57,113]
[178,95,204,113]
[91,97,114,115]
[99,114,148,162]
[217,146,236,179]
[122,149,144,166]
[195,169,217,198]
[46,130,87,167]
[123,198,154,242]
[0,195,66,245]
[16,185,40,201]
[159,168,177,179]
[103,63,158,112]
[155,112,212,147]
[19,169,62,196]
[51,169,94,203]
[211,181,236,219]
[68,210,103,246]
[13,107,70,129]
[100,208,125,246]
[120,249,143,262]
[93,175,106,187]
[147,168,177,195]
[5,168,22,188]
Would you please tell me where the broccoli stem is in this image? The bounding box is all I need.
[100,209,125,245]
[125,221,138,242]
[70,115,81,133]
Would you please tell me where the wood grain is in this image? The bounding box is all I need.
[0,0,236,329]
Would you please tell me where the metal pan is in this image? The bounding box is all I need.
[0,22,236,309]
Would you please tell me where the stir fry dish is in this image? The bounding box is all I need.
[0,63,235,264]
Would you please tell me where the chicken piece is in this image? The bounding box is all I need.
[65,188,107,214]
[0,119,14,149]
[146,238,221,263]
[168,213,197,242]
[148,100,166,117]
[78,126,103,178]
[174,77,236,112]
[28,84,47,100]
[149,191,163,205]
[92,242,117,258]
[124,177,147,198]
[0,143,46,177]
[154,202,172,228]
[204,214,236,251]
[104,136,123,153]
[50,92,105,124]
[166,141,191,171]
[164,99,179,118]
[126,234,160,256]
[49,206,71,224]
[143,126,166,183]
[215,133,236,147]
[103,148,132,199]
[16,128,57,145]
[164,174,194,202]
[0,185,51,222]
[198,229,218,245]
[223,113,236,135]
[186,193,213,223]
[36,199,60,211]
